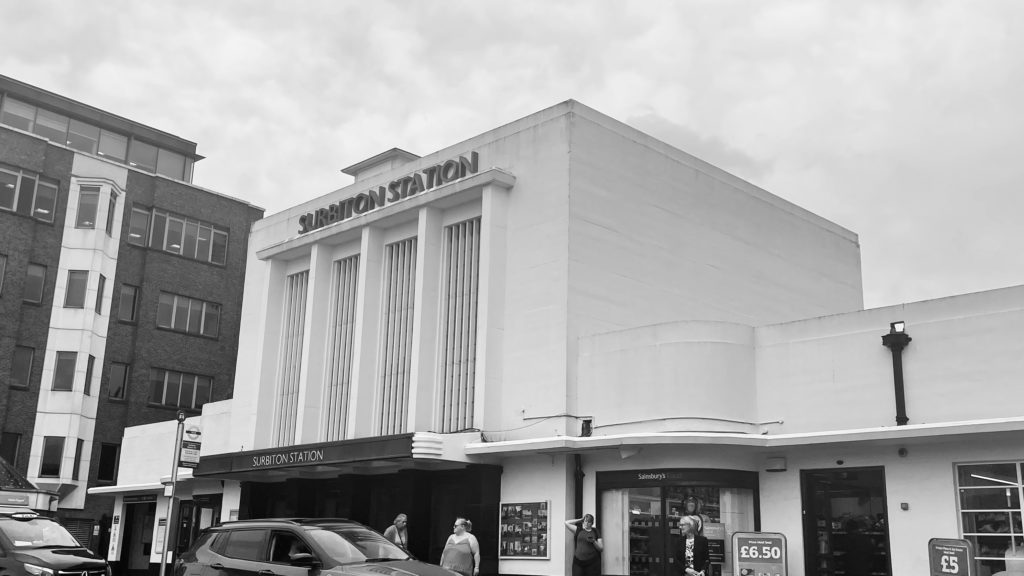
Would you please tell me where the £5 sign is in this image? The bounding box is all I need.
[929,538,974,576]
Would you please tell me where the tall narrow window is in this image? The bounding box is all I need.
[0,433,21,466]
[32,178,57,222]
[272,271,308,446]
[53,351,77,391]
[76,186,100,228]
[39,436,65,477]
[72,438,85,480]
[97,443,120,482]
[84,355,95,396]
[108,362,129,400]
[118,284,139,322]
[436,218,481,433]
[65,270,88,308]
[105,193,117,236]
[0,253,6,296]
[24,264,45,303]
[95,274,106,314]
[377,238,417,435]
[11,346,34,388]
[322,255,360,441]
[127,206,150,245]
[211,229,228,265]
[0,168,17,210]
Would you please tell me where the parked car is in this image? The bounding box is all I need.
[174,518,458,576]
[0,506,109,576]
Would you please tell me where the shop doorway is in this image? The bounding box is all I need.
[800,467,892,576]
[121,501,156,576]
[599,474,758,576]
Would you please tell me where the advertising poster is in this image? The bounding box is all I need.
[499,501,549,559]
[928,538,973,576]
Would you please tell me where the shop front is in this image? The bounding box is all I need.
[597,469,759,576]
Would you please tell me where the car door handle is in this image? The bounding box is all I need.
[210,564,224,570]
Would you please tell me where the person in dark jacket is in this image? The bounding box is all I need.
[674,515,710,576]
[565,513,603,576]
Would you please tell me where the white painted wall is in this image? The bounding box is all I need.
[497,454,573,576]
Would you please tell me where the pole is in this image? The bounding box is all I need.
[159,411,186,576]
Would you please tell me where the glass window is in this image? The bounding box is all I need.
[128,206,150,245]
[0,168,17,210]
[165,216,185,254]
[98,130,128,161]
[33,179,57,222]
[0,253,6,296]
[84,355,95,396]
[97,443,120,482]
[196,225,212,261]
[39,436,64,477]
[150,210,167,249]
[157,292,175,328]
[105,192,117,236]
[211,229,228,265]
[108,362,129,400]
[150,368,211,409]
[203,303,221,337]
[222,529,269,561]
[33,108,69,142]
[72,438,84,480]
[24,263,46,303]
[96,274,106,314]
[173,297,190,331]
[195,376,212,409]
[128,140,158,172]
[0,433,20,466]
[118,284,139,322]
[65,270,88,307]
[0,97,35,130]
[11,346,34,388]
[76,185,100,228]
[957,462,1024,573]
[183,221,199,259]
[156,149,186,180]
[67,119,100,154]
[53,351,77,391]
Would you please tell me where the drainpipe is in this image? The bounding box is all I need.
[574,454,584,517]
[881,321,912,426]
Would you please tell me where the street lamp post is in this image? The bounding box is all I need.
[881,321,912,426]
[158,411,186,576]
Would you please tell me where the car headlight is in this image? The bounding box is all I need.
[24,564,54,576]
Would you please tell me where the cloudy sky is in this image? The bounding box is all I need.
[3,0,1023,309]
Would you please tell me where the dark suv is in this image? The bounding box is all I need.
[0,507,109,576]
[174,518,457,576]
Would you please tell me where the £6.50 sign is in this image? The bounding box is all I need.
[732,532,787,576]
[929,538,973,576]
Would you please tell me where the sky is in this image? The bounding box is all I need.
[3,0,1023,309]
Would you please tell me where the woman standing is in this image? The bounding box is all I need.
[440,518,480,576]
[673,515,710,576]
[383,513,408,550]
[565,514,603,576]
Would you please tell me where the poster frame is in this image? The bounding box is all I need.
[498,500,551,559]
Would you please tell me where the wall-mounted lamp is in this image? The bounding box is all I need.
[881,320,913,426]
[580,418,593,437]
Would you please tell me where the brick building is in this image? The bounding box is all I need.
[0,74,262,551]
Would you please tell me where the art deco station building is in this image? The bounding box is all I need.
[0,75,262,553]
[103,101,1024,576]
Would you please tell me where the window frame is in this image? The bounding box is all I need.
[53,351,77,391]
[96,274,106,314]
[72,438,85,481]
[96,443,120,483]
[0,432,21,467]
[0,164,58,223]
[105,192,117,236]
[149,368,213,410]
[11,346,34,389]
[84,354,95,396]
[39,436,65,478]
[64,270,89,308]
[76,185,101,228]
[157,291,222,338]
[107,361,129,400]
[23,263,46,303]
[118,284,139,323]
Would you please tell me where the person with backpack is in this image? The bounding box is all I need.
[565,514,603,576]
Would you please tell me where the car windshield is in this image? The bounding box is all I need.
[306,524,410,565]
[0,517,81,549]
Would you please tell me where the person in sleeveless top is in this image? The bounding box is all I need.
[440,517,480,576]
[673,515,710,576]
[565,514,603,576]
[383,513,409,550]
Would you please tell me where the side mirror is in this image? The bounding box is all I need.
[289,553,319,567]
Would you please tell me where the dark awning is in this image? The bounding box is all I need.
[194,434,419,481]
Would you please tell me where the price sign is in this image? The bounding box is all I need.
[733,532,787,576]
[929,538,973,576]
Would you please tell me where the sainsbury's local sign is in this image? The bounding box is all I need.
[298,151,480,234]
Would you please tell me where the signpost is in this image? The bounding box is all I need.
[732,532,787,576]
[929,538,974,576]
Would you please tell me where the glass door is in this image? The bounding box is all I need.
[626,487,664,576]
